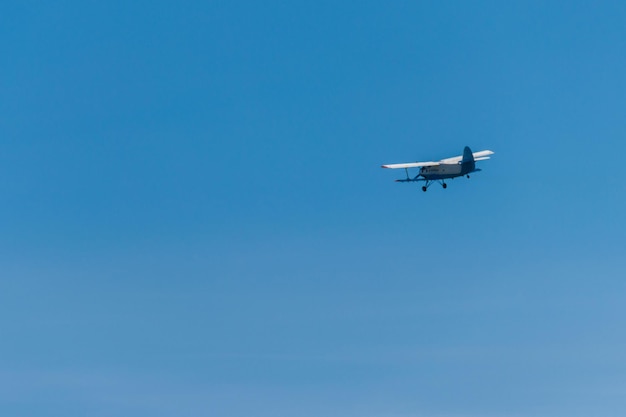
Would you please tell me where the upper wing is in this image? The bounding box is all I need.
[440,150,495,164]
[381,150,494,169]
[473,150,495,159]
[381,161,440,169]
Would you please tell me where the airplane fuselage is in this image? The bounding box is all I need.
[381,146,493,191]
[420,161,475,180]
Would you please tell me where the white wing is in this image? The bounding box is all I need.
[473,150,495,158]
[440,150,495,164]
[382,150,494,169]
[381,161,440,169]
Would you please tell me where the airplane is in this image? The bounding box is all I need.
[381,146,494,192]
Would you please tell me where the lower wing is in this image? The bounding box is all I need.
[381,161,439,169]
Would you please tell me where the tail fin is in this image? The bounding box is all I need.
[461,146,474,163]
[461,146,475,174]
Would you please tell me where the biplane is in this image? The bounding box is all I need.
[382,146,494,191]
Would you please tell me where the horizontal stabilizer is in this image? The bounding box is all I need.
[474,156,491,161]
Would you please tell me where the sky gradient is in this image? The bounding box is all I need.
[2,1,626,416]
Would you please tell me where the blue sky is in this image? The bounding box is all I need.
[2,1,626,416]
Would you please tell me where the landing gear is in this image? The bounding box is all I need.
[466,175,470,179]
[417,179,449,192]
[420,179,447,191]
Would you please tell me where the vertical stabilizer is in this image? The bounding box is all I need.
[461,146,474,163]
[461,146,475,174]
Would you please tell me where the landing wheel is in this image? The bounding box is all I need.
[466,175,470,179]
[442,183,447,189]
[422,186,427,192]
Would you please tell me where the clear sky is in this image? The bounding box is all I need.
[2,1,626,416]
